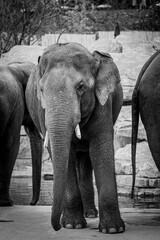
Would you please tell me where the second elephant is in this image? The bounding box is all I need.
[0,62,43,206]
[132,50,160,196]
[26,43,125,234]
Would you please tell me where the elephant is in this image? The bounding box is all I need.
[0,62,43,206]
[25,42,125,234]
[131,50,160,196]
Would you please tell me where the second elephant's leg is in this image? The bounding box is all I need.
[77,151,98,218]
[0,125,21,206]
[24,122,43,205]
[143,123,160,172]
[61,144,87,229]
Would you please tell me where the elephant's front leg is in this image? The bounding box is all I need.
[90,132,125,234]
[61,144,87,229]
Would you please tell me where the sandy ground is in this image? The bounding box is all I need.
[0,206,160,240]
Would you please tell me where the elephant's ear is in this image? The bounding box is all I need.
[93,51,121,106]
[35,65,46,109]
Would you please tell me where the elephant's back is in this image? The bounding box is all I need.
[138,51,160,98]
[0,64,24,135]
[0,64,22,97]
[138,51,160,120]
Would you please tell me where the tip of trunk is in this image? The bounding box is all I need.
[51,214,62,231]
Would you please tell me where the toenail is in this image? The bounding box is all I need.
[65,224,73,229]
[109,228,116,234]
[118,227,124,232]
[75,224,82,229]
[102,228,107,234]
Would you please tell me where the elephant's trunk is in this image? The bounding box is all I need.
[51,138,70,231]
[45,104,79,231]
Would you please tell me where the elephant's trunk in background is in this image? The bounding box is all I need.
[45,103,77,231]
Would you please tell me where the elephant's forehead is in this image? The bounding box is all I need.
[44,42,92,59]
[42,45,95,69]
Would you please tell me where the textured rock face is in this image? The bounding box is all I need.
[13,128,52,177]
[153,36,160,49]
[88,38,123,53]
[111,37,160,197]
[0,45,45,64]
[115,142,160,196]
[111,42,155,101]
[115,142,160,178]
[114,106,147,150]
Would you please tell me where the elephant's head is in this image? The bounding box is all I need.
[36,43,120,230]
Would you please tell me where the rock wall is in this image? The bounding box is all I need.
[112,35,160,197]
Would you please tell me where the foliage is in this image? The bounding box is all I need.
[57,9,96,33]
[0,0,160,56]
[0,0,61,55]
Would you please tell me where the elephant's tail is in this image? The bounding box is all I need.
[131,88,139,198]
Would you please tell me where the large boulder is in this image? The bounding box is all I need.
[115,142,160,178]
[0,45,45,64]
[115,142,160,196]
[152,35,160,49]
[111,44,155,100]
[88,38,123,53]
[112,40,155,149]
[114,105,147,150]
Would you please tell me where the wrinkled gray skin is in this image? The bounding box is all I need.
[26,43,125,234]
[0,62,43,206]
[132,50,160,196]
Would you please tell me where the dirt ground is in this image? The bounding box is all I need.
[0,206,160,240]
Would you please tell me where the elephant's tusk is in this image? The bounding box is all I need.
[39,132,44,140]
[75,124,81,140]
[44,131,49,148]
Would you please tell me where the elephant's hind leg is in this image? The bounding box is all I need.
[61,145,87,229]
[143,122,160,172]
[77,151,98,218]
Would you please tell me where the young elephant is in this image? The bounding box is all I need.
[26,43,125,234]
[132,50,160,196]
[0,62,43,206]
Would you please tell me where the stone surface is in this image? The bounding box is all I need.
[18,136,31,159]
[1,206,160,240]
[117,175,132,185]
[153,35,160,49]
[137,188,160,197]
[149,179,160,188]
[88,38,123,53]
[0,45,45,64]
[135,178,149,188]
[111,37,155,101]
[114,105,147,150]
[115,142,160,178]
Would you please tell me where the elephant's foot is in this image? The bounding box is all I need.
[61,210,87,229]
[99,215,125,234]
[84,207,98,218]
[0,197,13,207]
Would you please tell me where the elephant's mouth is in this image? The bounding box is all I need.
[80,109,93,129]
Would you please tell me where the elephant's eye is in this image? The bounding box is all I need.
[76,81,85,95]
